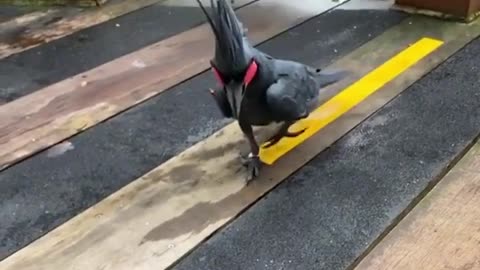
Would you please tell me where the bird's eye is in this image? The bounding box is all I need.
[243,59,258,86]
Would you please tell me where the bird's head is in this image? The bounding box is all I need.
[210,57,259,118]
[193,0,259,118]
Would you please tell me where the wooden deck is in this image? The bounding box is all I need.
[0,1,479,269]
[0,0,345,172]
[354,140,480,270]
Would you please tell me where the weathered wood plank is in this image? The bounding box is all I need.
[353,141,480,270]
[0,0,166,59]
[1,16,473,270]
[394,0,480,22]
[1,0,108,7]
[0,0,347,172]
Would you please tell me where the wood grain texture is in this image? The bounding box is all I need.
[0,0,166,59]
[0,16,472,270]
[1,0,108,7]
[0,0,347,172]
[353,141,480,270]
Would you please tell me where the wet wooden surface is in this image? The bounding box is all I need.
[0,0,167,59]
[1,0,108,7]
[1,16,473,270]
[0,0,346,172]
[353,141,480,270]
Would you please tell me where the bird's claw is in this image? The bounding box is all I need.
[262,128,307,149]
[262,137,281,149]
[285,128,307,137]
[240,153,262,183]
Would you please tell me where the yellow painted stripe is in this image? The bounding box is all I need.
[260,37,444,165]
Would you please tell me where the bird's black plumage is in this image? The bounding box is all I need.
[196,0,349,183]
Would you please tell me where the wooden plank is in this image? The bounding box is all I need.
[2,0,109,7]
[457,141,480,172]
[394,0,480,22]
[0,0,251,59]
[0,0,168,59]
[0,0,347,172]
[353,141,480,270]
[1,16,470,270]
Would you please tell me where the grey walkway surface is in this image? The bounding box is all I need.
[0,8,406,260]
[1,1,479,270]
[172,36,480,270]
[0,1,249,103]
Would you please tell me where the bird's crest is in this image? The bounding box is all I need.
[195,0,256,86]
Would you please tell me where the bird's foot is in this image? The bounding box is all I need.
[240,153,262,184]
[262,127,307,148]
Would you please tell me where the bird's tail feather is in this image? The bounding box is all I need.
[315,69,350,89]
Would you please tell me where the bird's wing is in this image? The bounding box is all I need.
[265,76,309,121]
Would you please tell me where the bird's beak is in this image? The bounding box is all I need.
[225,81,245,118]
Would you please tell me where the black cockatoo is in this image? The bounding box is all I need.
[196,0,349,183]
